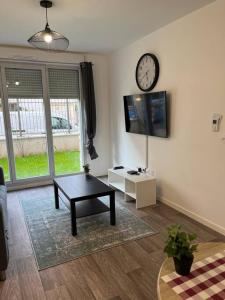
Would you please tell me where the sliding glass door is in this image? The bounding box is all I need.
[0,97,10,181]
[5,67,50,180]
[48,68,81,176]
[0,62,82,186]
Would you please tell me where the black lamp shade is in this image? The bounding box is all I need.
[28,1,69,51]
[28,26,69,51]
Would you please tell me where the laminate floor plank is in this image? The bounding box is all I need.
[40,266,66,291]
[0,258,23,300]
[56,261,96,300]
[92,249,150,300]
[92,250,132,300]
[78,255,117,300]
[45,285,72,300]
[127,267,157,300]
[16,256,47,300]
[123,241,162,270]
[109,245,140,274]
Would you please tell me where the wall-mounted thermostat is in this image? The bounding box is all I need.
[212,113,222,132]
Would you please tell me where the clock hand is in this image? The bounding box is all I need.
[140,71,148,81]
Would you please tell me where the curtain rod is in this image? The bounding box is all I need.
[83,55,94,65]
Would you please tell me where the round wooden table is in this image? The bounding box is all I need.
[157,242,225,300]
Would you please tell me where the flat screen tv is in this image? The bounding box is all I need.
[123,91,168,138]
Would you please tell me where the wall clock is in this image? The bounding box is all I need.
[135,53,160,92]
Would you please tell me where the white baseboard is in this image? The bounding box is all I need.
[7,180,52,191]
[159,196,225,236]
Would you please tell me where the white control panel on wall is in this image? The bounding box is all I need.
[212,113,222,132]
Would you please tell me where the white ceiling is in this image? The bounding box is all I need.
[0,0,215,53]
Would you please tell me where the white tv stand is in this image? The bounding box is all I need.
[108,168,156,209]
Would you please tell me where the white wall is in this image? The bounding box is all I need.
[0,46,110,176]
[109,0,225,234]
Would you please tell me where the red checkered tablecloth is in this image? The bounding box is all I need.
[161,251,225,300]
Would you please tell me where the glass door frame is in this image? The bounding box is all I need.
[45,63,84,179]
[0,61,84,189]
[0,67,14,185]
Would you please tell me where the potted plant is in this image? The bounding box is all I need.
[83,163,90,174]
[164,224,198,276]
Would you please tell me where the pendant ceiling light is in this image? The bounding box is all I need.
[28,0,69,51]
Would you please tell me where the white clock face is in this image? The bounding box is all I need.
[136,54,158,91]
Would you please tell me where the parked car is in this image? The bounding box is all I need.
[0,112,75,136]
[51,116,72,130]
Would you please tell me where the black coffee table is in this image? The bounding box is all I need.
[53,173,116,236]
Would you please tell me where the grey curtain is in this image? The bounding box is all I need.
[80,62,98,160]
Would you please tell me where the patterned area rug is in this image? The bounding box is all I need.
[21,196,156,270]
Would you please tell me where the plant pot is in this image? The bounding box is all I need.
[173,255,194,276]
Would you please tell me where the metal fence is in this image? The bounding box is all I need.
[0,98,80,137]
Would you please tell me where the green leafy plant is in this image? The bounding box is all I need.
[83,163,90,173]
[164,224,198,260]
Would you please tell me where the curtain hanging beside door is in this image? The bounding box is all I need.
[80,62,98,160]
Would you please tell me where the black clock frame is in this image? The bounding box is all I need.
[135,53,160,92]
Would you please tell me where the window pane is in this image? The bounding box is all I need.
[5,68,50,179]
[0,98,10,181]
[48,69,81,175]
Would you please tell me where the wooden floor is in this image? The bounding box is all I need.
[0,184,224,300]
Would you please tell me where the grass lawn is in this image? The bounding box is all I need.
[0,151,80,181]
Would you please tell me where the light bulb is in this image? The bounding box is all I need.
[44,33,53,43]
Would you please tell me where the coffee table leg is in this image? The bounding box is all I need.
[70,201,77,236]
[110,192,116,225]
[54,182,59,209]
